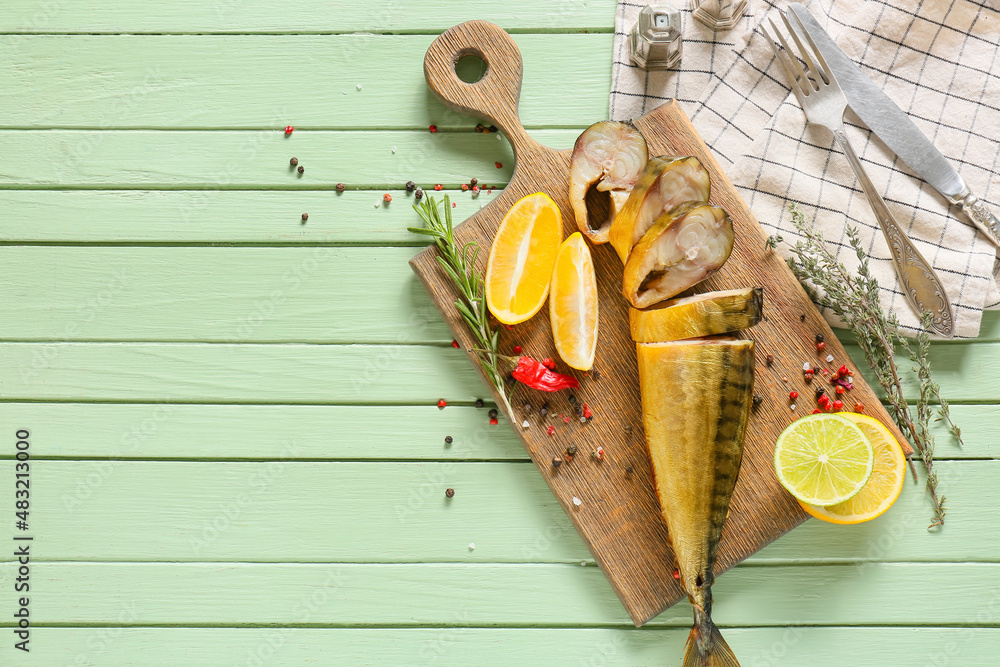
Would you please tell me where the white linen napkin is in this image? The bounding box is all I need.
[610,0,1000,338]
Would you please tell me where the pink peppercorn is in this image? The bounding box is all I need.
[495,161,502,169]
[284,125,294,135]
[547,425,556,436]
[451,340,459,349]
[383,193,392,202]
[512,345,522,354]
[429,125,437,133]
[833,399,844,410]
[437,399,447,409]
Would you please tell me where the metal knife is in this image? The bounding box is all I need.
[790,2,1000,249]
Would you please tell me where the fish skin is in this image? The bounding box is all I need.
[629,287,763,343]
[637,338,753,667]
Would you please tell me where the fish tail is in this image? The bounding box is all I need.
[682,605,741,667]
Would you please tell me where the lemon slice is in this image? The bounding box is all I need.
[799,413,906,524]
[485,192,563,324]
[774,413,874,506]
[550,232,599,371]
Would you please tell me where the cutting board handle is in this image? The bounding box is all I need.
[424,20,535,155]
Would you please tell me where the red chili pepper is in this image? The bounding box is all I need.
[510,357,579,392]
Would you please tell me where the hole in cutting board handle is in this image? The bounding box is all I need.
[455,51,488,84]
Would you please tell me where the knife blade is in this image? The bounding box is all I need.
[789,2,1000,249]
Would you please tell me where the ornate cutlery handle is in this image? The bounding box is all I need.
[833,129,955,337]
[953,187,1000,250]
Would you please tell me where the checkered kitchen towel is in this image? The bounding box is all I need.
[610,0,1000,338]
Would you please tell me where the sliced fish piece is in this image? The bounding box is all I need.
[568,121,648,244]
[622,202,734,309]
[629,287,763,343]
[637,338,753,667]
[609,155,711,264]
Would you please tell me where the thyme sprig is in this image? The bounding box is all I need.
[784,204,964,529]
[409,195,512,415]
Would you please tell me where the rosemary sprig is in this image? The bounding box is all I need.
[408,195,512,415]
[784,204,963,528]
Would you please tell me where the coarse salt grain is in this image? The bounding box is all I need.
[572,496,582,506]
[356,83,362,90]
[468,543,475,551]
[580,561,587,567]
[374,201,380,208]
[790,404,796,410]
[803,362,811,371]
[521,420,530,429]
[826,354,834,363]
[391,146,396,154]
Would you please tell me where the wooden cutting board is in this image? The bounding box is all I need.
[410,20,905,627]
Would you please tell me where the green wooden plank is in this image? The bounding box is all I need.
[0,246,454,343]
[0,130,580,188]
[0,404,524,460]
[0,343,484,403]
[0,189,497,243]
[4,627,998,667]
[0,460,994,563]
[0,402,988,461]
[0,0,617,33]
[0,35,611,129]
[0,561,995,626]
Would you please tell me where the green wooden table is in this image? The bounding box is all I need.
[1,2,998,664]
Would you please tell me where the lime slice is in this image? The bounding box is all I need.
[774,413,874,506]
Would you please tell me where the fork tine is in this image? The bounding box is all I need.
[786,9,835,85]
[779,12,824,89]
[762,19,809,101]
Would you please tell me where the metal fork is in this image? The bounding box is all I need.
[763,10,954,337]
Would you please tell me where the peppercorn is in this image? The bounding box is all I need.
[835,385,845,395]
[470,178,478,187]
[591,446,605,461]
[437,399,447,409]
[833,399,844,410]
[552,456,562,468]
[336,182,345,192]
[590,369,601,381]
[415,188,423,200]
[297,165,305,174]
[816,341,826,351]
[488,409,498,419]
[489,417,498,425]
[383,193,392,203]
[284,125,294,135]
[405,180,416,192]
[475,124,485,132]
[567,393,577,404]
[854,402,865,413]
[812,408,822,414]
[444,435,453,445]
[789,391,799,400]
[512,345,522,354]
[461,184,469,191]
[815,387,827,399]
[567,445,578,456]
[625,465,634,475]
[546,425,556,436]
[301,213,308,222]
[445,488,455,498]
[582,403,592,420]
[489,125,498,133]
[800,314,806,322]
[752,395,763,410]
[429,125,437,133]
[495,161,503,169]
[475,398,484,408]
[451,340,459,349]
[523,402,532,414]
[673,570,680,580]
[540,402,550,417]
[765,354,774,366]
[434,184,443,191]
[573,404,583,417]
[472,185,480,194]
[289,157,298,167]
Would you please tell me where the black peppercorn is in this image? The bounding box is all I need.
[405,180,416,192]
[445,488,455,498]
[470,177,478,187]
[800,314,807,322]
[625,465,634,475]
[301,213,308,222]
[414,188,424,200]
[335,182,345,192]
[489,125,498,133]
[289,157,298,167]
[591,369,601,380]
[815,333,825,343]
[540,402,549,417]
[568,394,577,404]
[752,395,763,411]
[444,435,453,444]
[552,456,562,468]
[566,445,578,456]
[815,387,827,399]
[475,398,484,408]
[488,409,498,419]
[297,165,304,174]
[765,354,774,366]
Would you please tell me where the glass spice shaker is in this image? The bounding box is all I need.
[628,4,683,70]
[691,0,749,31]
